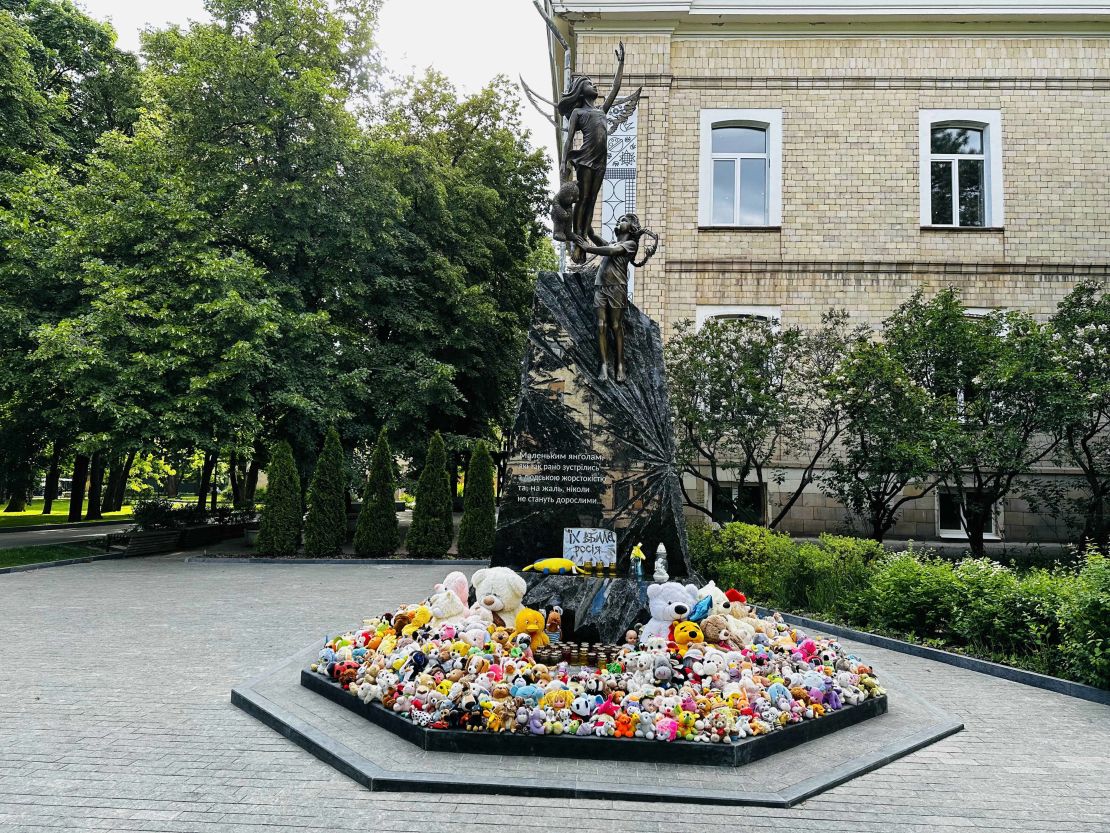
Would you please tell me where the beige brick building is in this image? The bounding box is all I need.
[546,1,1110,544]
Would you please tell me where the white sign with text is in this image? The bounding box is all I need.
[563,527,617,567]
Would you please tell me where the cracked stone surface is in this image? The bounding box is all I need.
[493,269,691,579]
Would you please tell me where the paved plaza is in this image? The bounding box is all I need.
[1,554,1108,832]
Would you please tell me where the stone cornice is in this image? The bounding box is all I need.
[666,259,1110,275]
[622,73,1110,89]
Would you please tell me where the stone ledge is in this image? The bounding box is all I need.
[301,669,888,768]
[231,638,963,806]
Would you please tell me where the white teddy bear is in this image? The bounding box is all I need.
[641,582,699,642]
[428,570,469,626]
[469,567,527,628]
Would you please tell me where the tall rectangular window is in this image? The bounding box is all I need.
[700,109,782,227]
[919,110,1003,228]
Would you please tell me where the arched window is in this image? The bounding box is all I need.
[920,110,1003,228]
[699,109,782,227]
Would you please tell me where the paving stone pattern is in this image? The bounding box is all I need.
[1,555,1108,832]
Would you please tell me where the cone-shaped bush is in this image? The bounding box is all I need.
[457,440,496,559]
[303,427,347,557]
[256,441,301,556]
[406,432,452,558]
[353,428,399,557]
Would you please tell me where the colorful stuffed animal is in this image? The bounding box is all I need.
[511,607,550,648]
[642,581,699,641]
[428,571,469,625]
[522,557,579,575]
[470,567,527,627]
[672,621,705,657]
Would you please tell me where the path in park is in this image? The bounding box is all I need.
[0,554,1107,833]
[0,522,131,550]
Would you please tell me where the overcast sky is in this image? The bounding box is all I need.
[78,0,559,172]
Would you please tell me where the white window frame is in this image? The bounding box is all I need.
[700,109,783,228]
[936,489,1003,541]
[695,304,782,330]
[919,109,1003,228]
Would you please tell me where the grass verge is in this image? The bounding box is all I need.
[0,543,105,569]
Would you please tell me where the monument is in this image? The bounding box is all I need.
[496,36,692,639]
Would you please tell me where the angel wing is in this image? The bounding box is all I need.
[607,87,642,135]
[518,76,557,129]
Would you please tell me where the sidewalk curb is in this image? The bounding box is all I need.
[186,556,490,566]
[0,550,123,575]
[0,518,132,534]
[764,608,1110,707]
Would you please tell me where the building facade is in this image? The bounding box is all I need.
[546,1,1110,543]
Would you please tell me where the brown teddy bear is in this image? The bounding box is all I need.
[701,614,736,649]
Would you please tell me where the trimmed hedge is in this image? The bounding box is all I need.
[406,432,452,558]
[456,440,495,559]
[696,521,1110,689]
[353,428,399,558]
[256,441,301,556]
[303,427,347,557]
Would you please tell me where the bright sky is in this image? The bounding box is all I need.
[77,0,560,172]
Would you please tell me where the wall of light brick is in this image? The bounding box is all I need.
[568,29,1108,544]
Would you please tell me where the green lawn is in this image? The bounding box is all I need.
[0,542,105,569]
[0,499,133,530]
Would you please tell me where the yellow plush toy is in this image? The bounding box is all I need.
[400,605,431,637]
[671,621,705,657]
[522,557,580,575]
[511,607,550,648]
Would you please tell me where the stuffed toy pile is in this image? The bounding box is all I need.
[310,567,885,743]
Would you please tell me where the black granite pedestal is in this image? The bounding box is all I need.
[492,269,690,577]
[523,574,650,644]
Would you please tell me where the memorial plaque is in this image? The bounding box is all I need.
[492,268,691,578]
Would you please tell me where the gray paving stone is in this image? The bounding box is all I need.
[0,553,1106,832]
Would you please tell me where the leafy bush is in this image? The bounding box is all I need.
[1060,550,1110,688]
[818,532,886,566]
[132,498,253,530]
[861,553,959,638]
[406,432,452,558]
[353,428,399,558]
[256,441,302,556]
[456,440,495,559]
[303,427,348,557]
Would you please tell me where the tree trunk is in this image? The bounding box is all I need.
[196,451,215,510]
[101,452,122,514]
[69,454,90,522]
[85,451,106,520]
[109,449,137,512]
[244,457,260,505]
[42,442,62,514]
[2,465,29,513]
[228,450,242,508]
[963,496,990,559]
[1083,492,1109,554]
[165,473,178,499]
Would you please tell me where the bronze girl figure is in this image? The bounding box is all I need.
[559,42,626,264]
[573,213,659,383]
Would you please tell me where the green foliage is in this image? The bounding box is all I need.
[303,427,347,557]
[820,340,942,541]
[406,432,452,558]
[353,428,399,558]
[862,553,959,638]
[456,440,495,559]
[1060,550,1110,688]
[256,441,301,556]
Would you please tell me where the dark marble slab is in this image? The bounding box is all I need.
[493,269,691,577]
[522,574,650,644]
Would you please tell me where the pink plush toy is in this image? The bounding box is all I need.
[655,717,679,742]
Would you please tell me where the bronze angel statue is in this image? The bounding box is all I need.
[520,39,641,263]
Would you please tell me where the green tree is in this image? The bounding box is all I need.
[1050,280,1110,552]
[820,341,943,541]
[353,427,398,557]
[886,289,1068,557]
[303,426,347,557]
[256,440,301,556]
[406,431,452,558]
[456,440,495,559]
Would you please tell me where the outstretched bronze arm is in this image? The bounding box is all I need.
[572,234,625,257]
[602,42,626,113]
